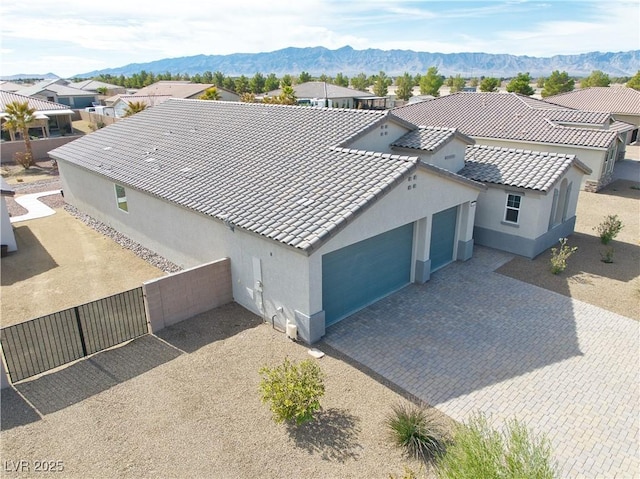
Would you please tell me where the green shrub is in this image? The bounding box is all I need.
[594,215,623,244]
[387,402,448,462]
[550,238,577,274]
[259,357,325,425]
[436,413,559,479]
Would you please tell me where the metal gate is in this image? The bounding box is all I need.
[1,287,147,382]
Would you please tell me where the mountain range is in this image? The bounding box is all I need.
[74,46,640,79]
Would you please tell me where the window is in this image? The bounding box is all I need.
[115,184,128,212]
[504,193,521,224]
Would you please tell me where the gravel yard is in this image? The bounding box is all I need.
[1,303,443,479]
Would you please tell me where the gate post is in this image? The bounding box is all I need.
[74,306,88,357]
[0,344,11,389]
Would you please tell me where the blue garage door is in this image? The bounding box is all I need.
[322,223,414,326]
[430,206,458,272]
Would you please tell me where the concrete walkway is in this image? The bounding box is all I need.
[10,190,60,223]
[323,246,639,478]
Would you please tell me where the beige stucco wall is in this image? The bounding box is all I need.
[348,120,411,153]
[613,113,640,128]
[393,139,468,173]
[0,135,82,163]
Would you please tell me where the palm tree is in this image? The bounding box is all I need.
[123,101,148,117]
[2,101,36,169]
[199,87,221,100]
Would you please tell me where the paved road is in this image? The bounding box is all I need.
[324,246,639,478]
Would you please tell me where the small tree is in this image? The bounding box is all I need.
[198,87,221,100]
[420,66,444,96]
[249,72,266,94]
[395,72,415,101]
[351,72,370,92]
[373,71,392,97]
[479,77,500,92]
[298,71,312,83]
[506,72,535,96]
[626,70,640,90]
[450,74,466,93]
[542,70,575,97]
[334,72,349,87]
[264,73,280,92]
[259,357,325,425]
[581,70,611,88]
[123,101,147,117]
[594,215,623,244]
[2,100,36,169]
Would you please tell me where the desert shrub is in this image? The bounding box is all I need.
[259,357,325,425]
[387,402,448,462]
[550,238,577,274]
[436,412,559,479]
[388,465,419,479]
[594,215,623,244]
[13,151,33,169]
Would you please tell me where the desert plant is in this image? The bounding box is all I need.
[436,412,559,479]
[259,357,325,425]
[388,465,419,479]
[600,247,615,264]
[594,215,623,244]
[550,238,578,274]
[387,402,448,462]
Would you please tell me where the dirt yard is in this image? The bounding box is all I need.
[1,209,165,326]
[497,178,640,320]
[1,303,447,479]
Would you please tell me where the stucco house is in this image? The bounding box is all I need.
[109,95,172,117]
[131,81,240,101]
[393,92,633,192]
[460,145,590,258]
[16,79,97,109]
[1,178,17,254]
[50,99,485,343]
[265,82,384,109]
[70,79,127,96]
[1,92,74,138]
[545,87,640,144]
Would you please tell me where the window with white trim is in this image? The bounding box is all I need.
[115,184,128,212]
[504,193,521,224]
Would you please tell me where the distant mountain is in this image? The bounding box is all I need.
[76,46,640,78]
[0,73,60,81]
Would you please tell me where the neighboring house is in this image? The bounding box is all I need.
[70,79,127,96]
[1,91,74,138]
[460,145,591,258]
[50,99,484,343]
[1,178,17,254]
[110,95,172,117]
[16,79,97,109]
[393,92,633,191]
[266,82,384,109]
[545,87,640,145]
[0,81,25,93]
[132,81,240,101]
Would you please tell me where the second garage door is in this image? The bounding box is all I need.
[322,223,414,326]
[430,206,458,272]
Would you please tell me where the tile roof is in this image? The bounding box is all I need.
[392,92,618,149]
[132,81,213,99]
[1,91,71,112]
[545,87,640,115]
[50,99,420,253]
[0,81,25,92]
[267,81,376,99]
[460,145,591,192]
[391,126,474,152]
[112,95,172,107]
[16,80,96,97]
[70,80,123,91]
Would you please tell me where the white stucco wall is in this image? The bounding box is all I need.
[613,113,640,128]
[1,196,17,252]
[473,164,584,240]
[58,160,312,332]
[348,120,411,153]
[394,139,468,173]
[475,137,607,187]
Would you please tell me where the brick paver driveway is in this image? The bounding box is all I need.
[323,246,639,478]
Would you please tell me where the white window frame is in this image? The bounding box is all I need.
[504,193,522,224]
[114,184,128,212]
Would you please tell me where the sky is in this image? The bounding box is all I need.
[1,0,638,78]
